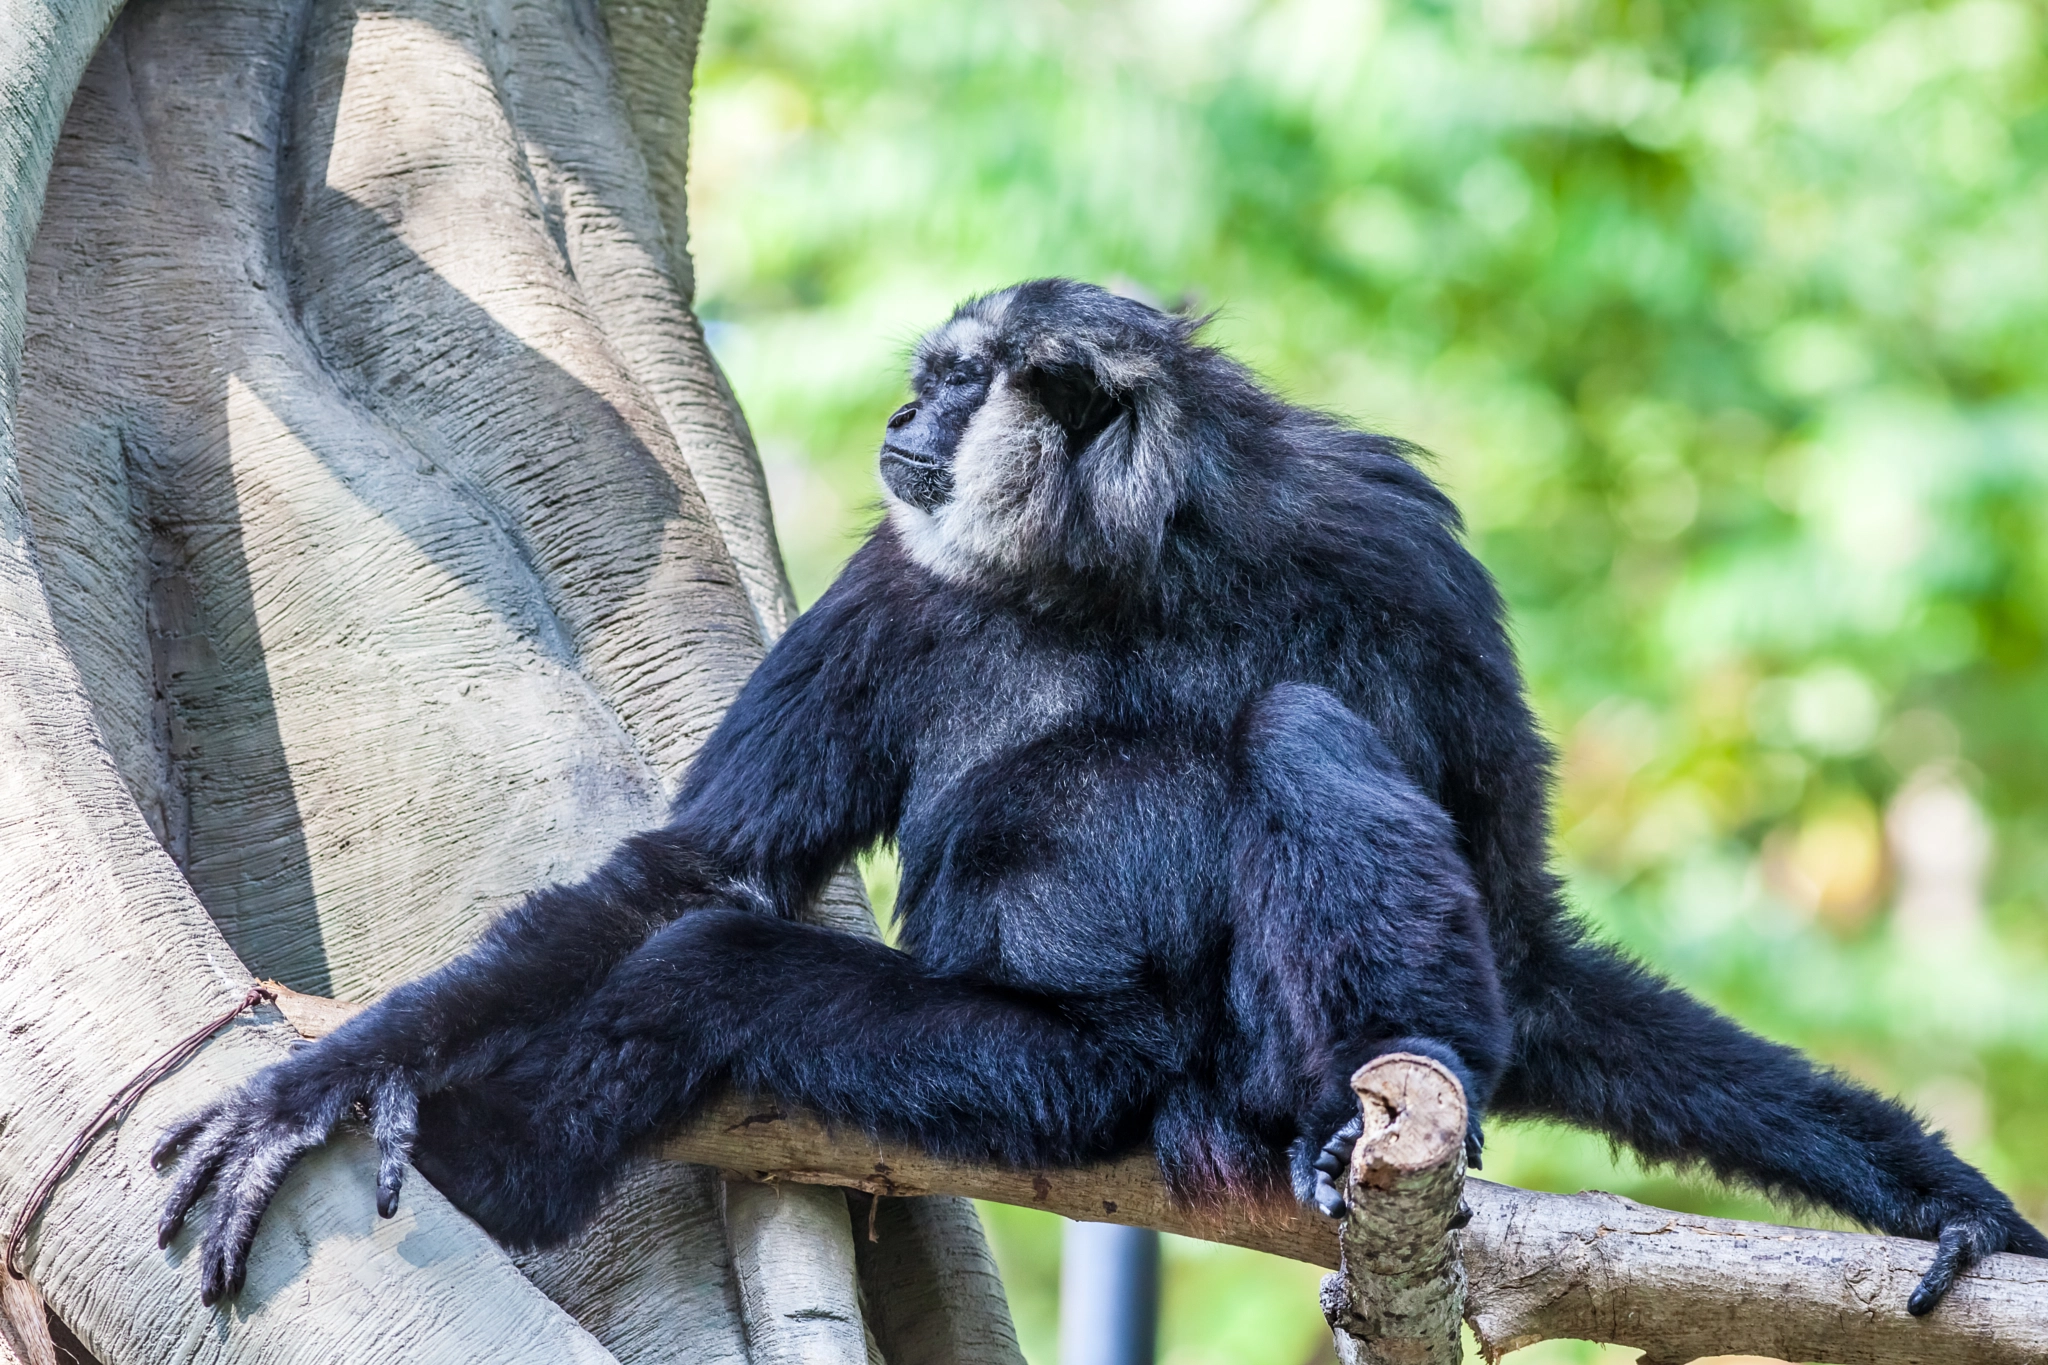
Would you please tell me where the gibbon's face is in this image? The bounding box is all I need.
[879,280,1196,588]
[878,317,1122,514]
[876,352,991,512]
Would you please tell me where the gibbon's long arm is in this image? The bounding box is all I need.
[152,570,906,1305]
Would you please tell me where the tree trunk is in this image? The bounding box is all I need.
[0,1,1018,1362]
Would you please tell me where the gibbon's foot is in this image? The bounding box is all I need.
[1302,1112,1486,1220]
[1908,1203,2048,1316]
[153,1056,419,1305]
[1306,1114,1362,1219]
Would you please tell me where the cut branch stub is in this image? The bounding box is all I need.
[1323,1053,1469,1365]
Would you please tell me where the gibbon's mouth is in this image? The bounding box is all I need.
[881,445,944,469]
[880,446,954,512]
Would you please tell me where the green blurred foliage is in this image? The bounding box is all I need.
[688,0,2048,1358]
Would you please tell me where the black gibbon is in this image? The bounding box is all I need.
[158,279,2046,1312]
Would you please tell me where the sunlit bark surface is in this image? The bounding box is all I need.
[0,1,1017,1361]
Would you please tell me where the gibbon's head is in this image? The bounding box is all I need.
[878,278,1233,592]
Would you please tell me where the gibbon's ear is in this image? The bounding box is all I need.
[1025,361,1126,451]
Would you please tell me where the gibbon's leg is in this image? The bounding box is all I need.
[406,909,1167,1249]
[1497,936,2048,1314]
[1230,684,1512,1218]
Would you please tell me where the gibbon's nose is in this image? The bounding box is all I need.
[887,403,918,430]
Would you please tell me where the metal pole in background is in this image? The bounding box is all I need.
[1058,1221,1160,1365]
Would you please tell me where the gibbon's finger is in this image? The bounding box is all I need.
[197,1124,325,1306]
[371,1077,420,1219]
[195,1144,252,1306]
[1907,1222,1973,1316]
[156,1114,243,1248]
[1310,1114,1364,1218]
[1313,1170,1346,1220]
[152,1101,224,1169]
[1906,1207,2023,1317]
[1312,1115,1363,1178]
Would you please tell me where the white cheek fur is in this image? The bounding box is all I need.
[886,374,1064,585]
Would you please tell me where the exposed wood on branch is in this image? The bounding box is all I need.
[277,985,2048,1362]
[0,1276,55,1365]
[1323,1055,1469,1365]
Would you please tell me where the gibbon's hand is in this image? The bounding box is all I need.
[153,1048,420,1305]
[1908,1203,2048,1316]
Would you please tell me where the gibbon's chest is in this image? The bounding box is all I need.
[890,636,1239,988]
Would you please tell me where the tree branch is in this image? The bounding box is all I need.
[272,985,2048,1365]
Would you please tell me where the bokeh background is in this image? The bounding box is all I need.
[684,0,2048,1360]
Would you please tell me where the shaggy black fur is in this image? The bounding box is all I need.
[157,280,2045,1312]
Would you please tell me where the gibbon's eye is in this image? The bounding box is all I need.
[941,359,989,388]
[1025,362,1124,449]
